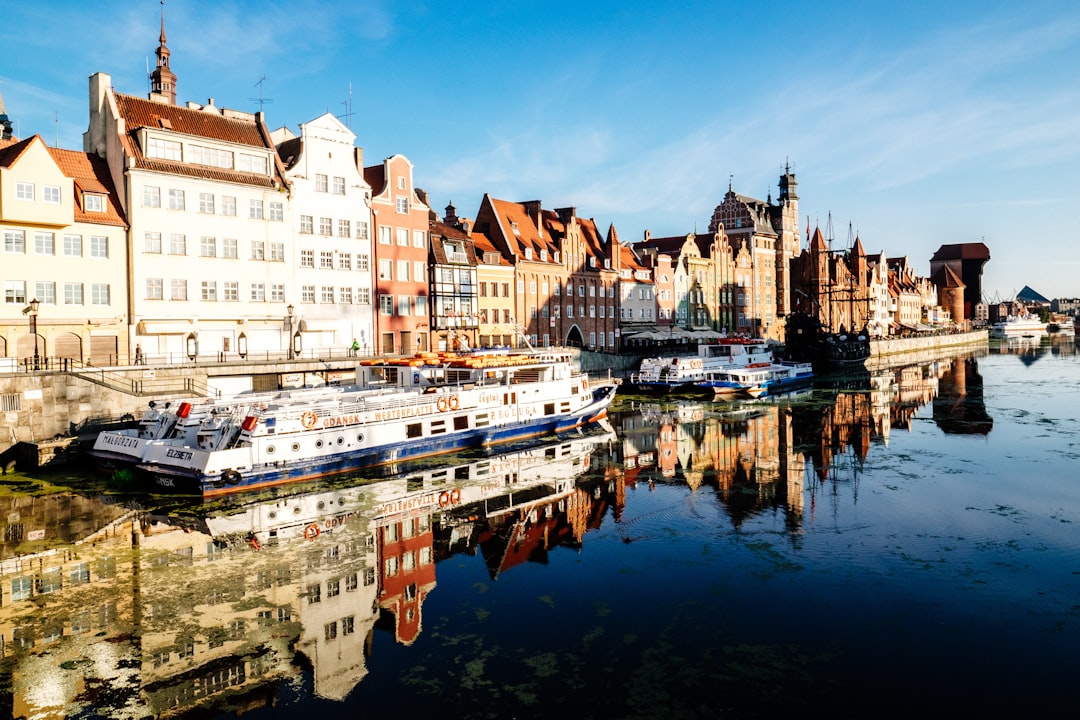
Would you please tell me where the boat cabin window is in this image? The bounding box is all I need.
[544,403,555,416]
[430,419,447,435]
[454,416,469,431]
[406,423,422,439]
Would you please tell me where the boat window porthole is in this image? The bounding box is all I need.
[315,440,324,449]
[317,501,325,510]
[291,443,300,452]
[357,433,364,442]
[338,498,345,506]
[268,511,277,520]
[293,507,302,515]
[266,445,275,455]
[337,437,344,445]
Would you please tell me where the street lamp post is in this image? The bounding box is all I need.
[25,298,40,370]
[285,303,295,360]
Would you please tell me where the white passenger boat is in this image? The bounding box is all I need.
[989,315,1048,339]
[625,339,774,394]
[134,350,617,496]
[87,388,342,468]
[87,400,206,468]
[697,360,815,399]
[164,423,616,547]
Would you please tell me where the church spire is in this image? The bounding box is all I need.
[150,1,177,104]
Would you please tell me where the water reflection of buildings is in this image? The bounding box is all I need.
[614,352,994,536]
[0,428,619,717]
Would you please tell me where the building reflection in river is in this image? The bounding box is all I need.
[0,352,997,716]
[0,429,619,717]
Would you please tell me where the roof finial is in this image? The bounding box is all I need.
[160,0,167,44]
[728,174,733,192]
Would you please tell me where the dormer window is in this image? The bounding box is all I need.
[511,222,520,235]
[604,258,611,269]
[554,251,560,263]
[524,248,533,260]
[589,257,597,268]
[84,193,104,212]
[540,249,547,261]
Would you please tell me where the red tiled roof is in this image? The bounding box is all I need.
[46,146,127,228]
[0,136,35,167]
[113,93,288,188]
[470,231,512,266]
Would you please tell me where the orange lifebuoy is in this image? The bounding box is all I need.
[451,488,461,504]
[437,397,448,412]
[301,411,318,429]
[439,489,462,507]
[439,491,450,507]
[304,523,320,540]
[448,395,459,411]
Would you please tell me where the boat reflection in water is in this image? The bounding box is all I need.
[0,350,1000,717]
[0,427,617,717]
[614,348,992,536]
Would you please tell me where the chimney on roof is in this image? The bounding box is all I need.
[556,207,576,224]
[444,201,458,226]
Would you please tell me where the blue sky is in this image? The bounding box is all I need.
[4,0,1079,300]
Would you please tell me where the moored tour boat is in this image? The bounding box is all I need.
[697,360,815,399]
[989,315,1048,339]
[87,387,345,468]
[625,339,774,394]
[134,349,617,496]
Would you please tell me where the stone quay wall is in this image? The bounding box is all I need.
[869,329,989,359]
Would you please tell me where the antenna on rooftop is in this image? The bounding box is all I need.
[54,111,58,147]
[249,76,273,112]
[339,82,354,130]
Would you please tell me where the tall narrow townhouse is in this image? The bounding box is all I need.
[272,114,374,355]
[1,135,127,368]
[365,156,431,355]
[707,169,800,343]
[615,242,654,343]
[470,227,515,349]
[634,231,736,336]
[83,20,294,361]
[429,203,479,352]
[471,197,619,351]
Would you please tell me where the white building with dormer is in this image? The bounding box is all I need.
[272,113,375,355]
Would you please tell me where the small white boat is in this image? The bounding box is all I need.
[625,339,774,394]
[697,361,815,399]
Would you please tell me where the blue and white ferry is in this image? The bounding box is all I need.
[697,360,815,399]
[135,349,617,496]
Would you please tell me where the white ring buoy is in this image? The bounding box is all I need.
[301,411,318,429]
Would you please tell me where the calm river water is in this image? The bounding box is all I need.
[1,338,1077,719]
